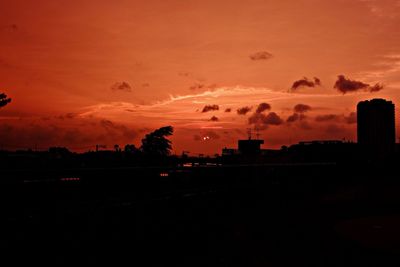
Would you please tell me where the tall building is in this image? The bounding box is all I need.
[357,99,395,155]
[238,139,264,155]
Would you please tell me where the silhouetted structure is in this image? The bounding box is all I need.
[287,140,359,163]
[357,99,395,155]
[221,137,265,158]
[238,139,264,155]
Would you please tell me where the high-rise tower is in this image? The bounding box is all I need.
[357,99,395,155]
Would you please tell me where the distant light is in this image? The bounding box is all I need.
[203,136,210,141]
[160,173,169,177]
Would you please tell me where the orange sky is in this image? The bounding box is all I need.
[1,0,400,155]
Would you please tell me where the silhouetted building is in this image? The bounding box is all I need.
[288,140,359,162]
[222,148,238,156]
[238,139,264,155]
[221,138,264,157]
[357,99,395,155]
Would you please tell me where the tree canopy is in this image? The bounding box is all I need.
[0,93,11,108]
[141,126,174,156]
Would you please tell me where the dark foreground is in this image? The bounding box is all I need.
[2,163,400,266]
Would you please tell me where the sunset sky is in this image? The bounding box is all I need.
[1,0,400,155]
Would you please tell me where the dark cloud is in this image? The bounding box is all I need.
[178,72,190,77]
[315,114,340,122]
[201,104,219,113]
[334,75,383,94]
[210,116,219,121]
[56,113,77,120]
[369,83,384,92]
[345,112,357,124]
[111,82,132,92]
[224,108,232,113]
[237,106,252,115]
[291,77,321,90]
[190,83,217,91]
[294,104,312,113]
[249,51,273,61]
[248,112,283,129]
[287,113,307,123]
[0,118,138,151]
[99,119,137,139]
[189,83,206,90]
[286,113,299,123]
[255,103,271,113]
[0,93,12,108]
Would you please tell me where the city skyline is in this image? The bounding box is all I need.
[1,0,400,154]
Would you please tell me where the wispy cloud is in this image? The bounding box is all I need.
[249,51,273,61]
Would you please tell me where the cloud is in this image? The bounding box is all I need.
[291,77,321,90]
[333,75,384,94]
[286,112,307,123]
[224,108,232,113]
[189,83,217,91]
[249,51,273,61]
[369,83,384,92]
[142,83,150,87]
[111,82,132,92]
[56,113,78,120]
[255,102,271,113]
[189,83,206,90]
[345,112,357,124]
[237,106,252,115]
[0,93,12,108]
[201,104,219,113]
[315,114,340,122]
[286,113,299,123]
[0,118,138,151]
[248,112,283,129]
[210,116,219,121]
[178,72,190,77]
[294,104,312,113]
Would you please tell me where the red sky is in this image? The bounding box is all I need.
[1,0,400,155]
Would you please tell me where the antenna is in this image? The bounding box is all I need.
[96,144,107,152]
[247,128,252,140]
[254,126,260,140]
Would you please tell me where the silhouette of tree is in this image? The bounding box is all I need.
[124,144,138,154]
[114,144,121,152]
[141,126,174,156]
[0,93,11,108]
